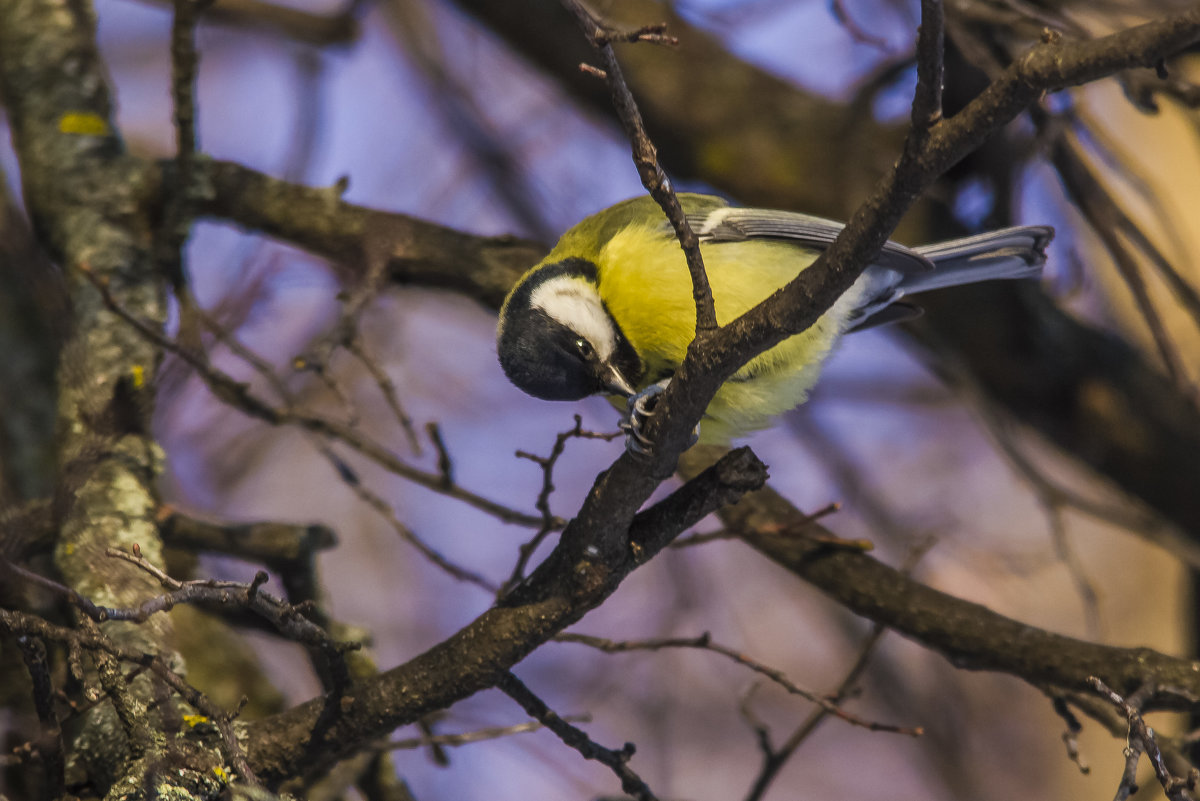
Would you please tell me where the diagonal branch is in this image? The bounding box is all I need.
[631,6,1200,486]
[675,446,1200,711]
[497,670,659,801]
[911,0,944,134]
[239,447,767,784]
[560,0,718,333]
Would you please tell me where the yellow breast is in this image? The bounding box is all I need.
[596,222,850,443]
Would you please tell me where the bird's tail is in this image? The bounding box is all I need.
[904,225,1054,295]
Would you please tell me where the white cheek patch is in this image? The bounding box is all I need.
[529,275,617,361]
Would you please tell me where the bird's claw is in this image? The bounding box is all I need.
[621,382,664,455]
[619,420,654,455]
[620,380,699,456]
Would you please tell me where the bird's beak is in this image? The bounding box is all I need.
[599,361,636,397]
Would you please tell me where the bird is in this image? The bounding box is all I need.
[497,193,1052,450]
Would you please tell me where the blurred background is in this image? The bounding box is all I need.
[5,0,1200,798]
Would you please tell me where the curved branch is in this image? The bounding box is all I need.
[453,0,1200,539]
[634,7,1200,515]
[241,448,767,784]
[182,159,547,309]
[678,446,1200,710]
[0,0,175,697]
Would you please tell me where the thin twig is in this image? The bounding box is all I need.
[557,632,921,736]
[910,0,945,135]
[1089,677,1197,801]
[169,298,495,588]
[383,715,592,751]
[9,546,358,703]
[96,273,498,589]
[184,307,487,587]
[1052,696,1091,775]
[560,0,717,334]
[16,635,66,798]
[80,266,545,527]
[789,410,916,544]
[501,415,616,595]
[741,537,935,801]
[312,443,498,593]
[84,616,155,758]
[1036,119,1196,397]
[142,640,261,787]
[829,0,891,50]
[496,670,660,801]
[426,422,454,488]
[347,336,422,455]
[1067,110,1200,333]
[102,548,350,656]
[105,544,355,705]
[967,391,1105,635]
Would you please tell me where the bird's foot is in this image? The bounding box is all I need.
[619,379,700,456]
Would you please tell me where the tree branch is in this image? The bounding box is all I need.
[497,670,659,801]
[453,0,1200,539]
[620,5,1200,523]
[561,0,717,333]
[182,158,546,308]
[239,448,766,784]
[20,124,777,788]
[677,446,1200,709]
[0,0,184,790]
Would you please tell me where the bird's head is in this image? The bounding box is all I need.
[497,258,641,401]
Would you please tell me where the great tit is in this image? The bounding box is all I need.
[497,193,1052,446]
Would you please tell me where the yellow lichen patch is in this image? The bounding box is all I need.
[58,112,110,136]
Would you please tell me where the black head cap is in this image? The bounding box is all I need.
[498,310,601,400]
[497,259,641,401]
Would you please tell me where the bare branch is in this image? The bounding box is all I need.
[911,0,945,135]
[1051,696,1091,776]
[584,4,1200,542]
[16,636,65,798]
[560,0,717,334]
[496,670,659,801]
[557,631,921,736]
[153,0,202,299]
[1089,677,1198,801]
[347,337,422,455]
[503,415,618,595]
[382,715,593,752]
[178,0,362,46]
[312,443,498,593]
[159,513,337,567]
[240,447,766,783]
[81,265,545,528]
[677,446,1200,712]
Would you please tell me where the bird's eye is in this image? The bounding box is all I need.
[574,338,594,360]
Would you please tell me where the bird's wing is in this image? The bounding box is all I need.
[680,207,936,275]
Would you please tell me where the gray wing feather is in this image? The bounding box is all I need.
[672,204,1053,330]
[684,208,937,275]
[907,226,1054,293]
